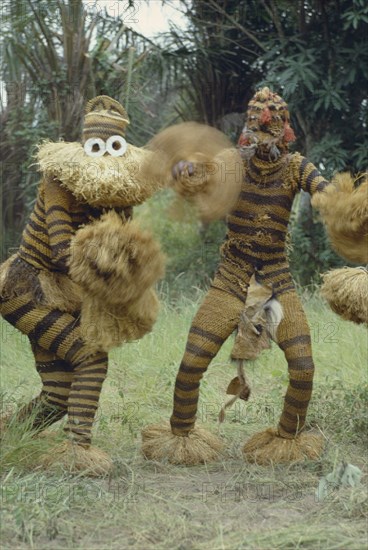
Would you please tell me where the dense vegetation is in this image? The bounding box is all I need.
[1,0,367,288]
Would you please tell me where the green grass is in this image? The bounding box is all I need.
[0,292,367,549]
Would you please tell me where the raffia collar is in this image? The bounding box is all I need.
[36,141,168,207]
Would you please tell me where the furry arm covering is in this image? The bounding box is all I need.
[311,172,368,264]
[312,173,368,325]
[68,210,165,352]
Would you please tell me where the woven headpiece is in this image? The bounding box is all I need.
[238,87,295,152]
[82,95,130,144]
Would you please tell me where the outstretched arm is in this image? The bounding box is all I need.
[293,153,329,196]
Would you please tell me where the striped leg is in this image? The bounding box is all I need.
[275,290,314,437]
[170,284,247,435]
[14,344,74,431]
[242,288,323,464]
[65,353,108,446]
[1,293,107,445]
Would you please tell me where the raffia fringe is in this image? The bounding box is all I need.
[321,267,368,324]
[243,428,324,465]
[312,172,368,264]
[40,441,113,476]
[141,422,223,465]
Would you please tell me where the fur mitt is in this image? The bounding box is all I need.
[145,123,243,222]
[69,210,165,350]
[312,172,368,264]
[69,210,165,306]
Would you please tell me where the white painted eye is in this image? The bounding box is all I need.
[84,138,106,157]
[106,135,127,157]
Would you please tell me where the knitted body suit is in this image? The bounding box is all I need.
[0,177,125,445]
[170,151,328,439]
[0,96,155,453]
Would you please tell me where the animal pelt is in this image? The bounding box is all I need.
[231,276,275,361]
[220,276,284,423]
[146,123,243,222]
[321,267,368,324]
[36,141,167,208]
[68,210,165,307]
[311,172,368,264]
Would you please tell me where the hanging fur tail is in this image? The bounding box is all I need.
[219,282,284,423]
[264,297,284,341]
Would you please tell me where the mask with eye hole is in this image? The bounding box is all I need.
[36,96,166,208]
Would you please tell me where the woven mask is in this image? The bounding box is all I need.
[238,87,296,157]
[82,95,130,158]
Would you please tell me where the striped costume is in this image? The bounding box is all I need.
[142,87,329,465]
[0,96,161,469]
[0,176,131,446]
[170,151,328,439]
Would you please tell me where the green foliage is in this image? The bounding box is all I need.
[342,0,368,30]
[136,191,226,298]
[258,1,368,176]
[289,199,348,287]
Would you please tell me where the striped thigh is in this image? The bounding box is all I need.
[275,290,314,437]
[170,285,247,435]
[2,293,108,445]
[1,292,86,365]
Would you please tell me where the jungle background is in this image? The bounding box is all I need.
[1,0,367,291]
[0,2,367,550]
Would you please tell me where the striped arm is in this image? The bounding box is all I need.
[275,290,314,437]
[44,178,74,272]
[293,154,329,195]
[170,284,246,435]
[18,178,105,272]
